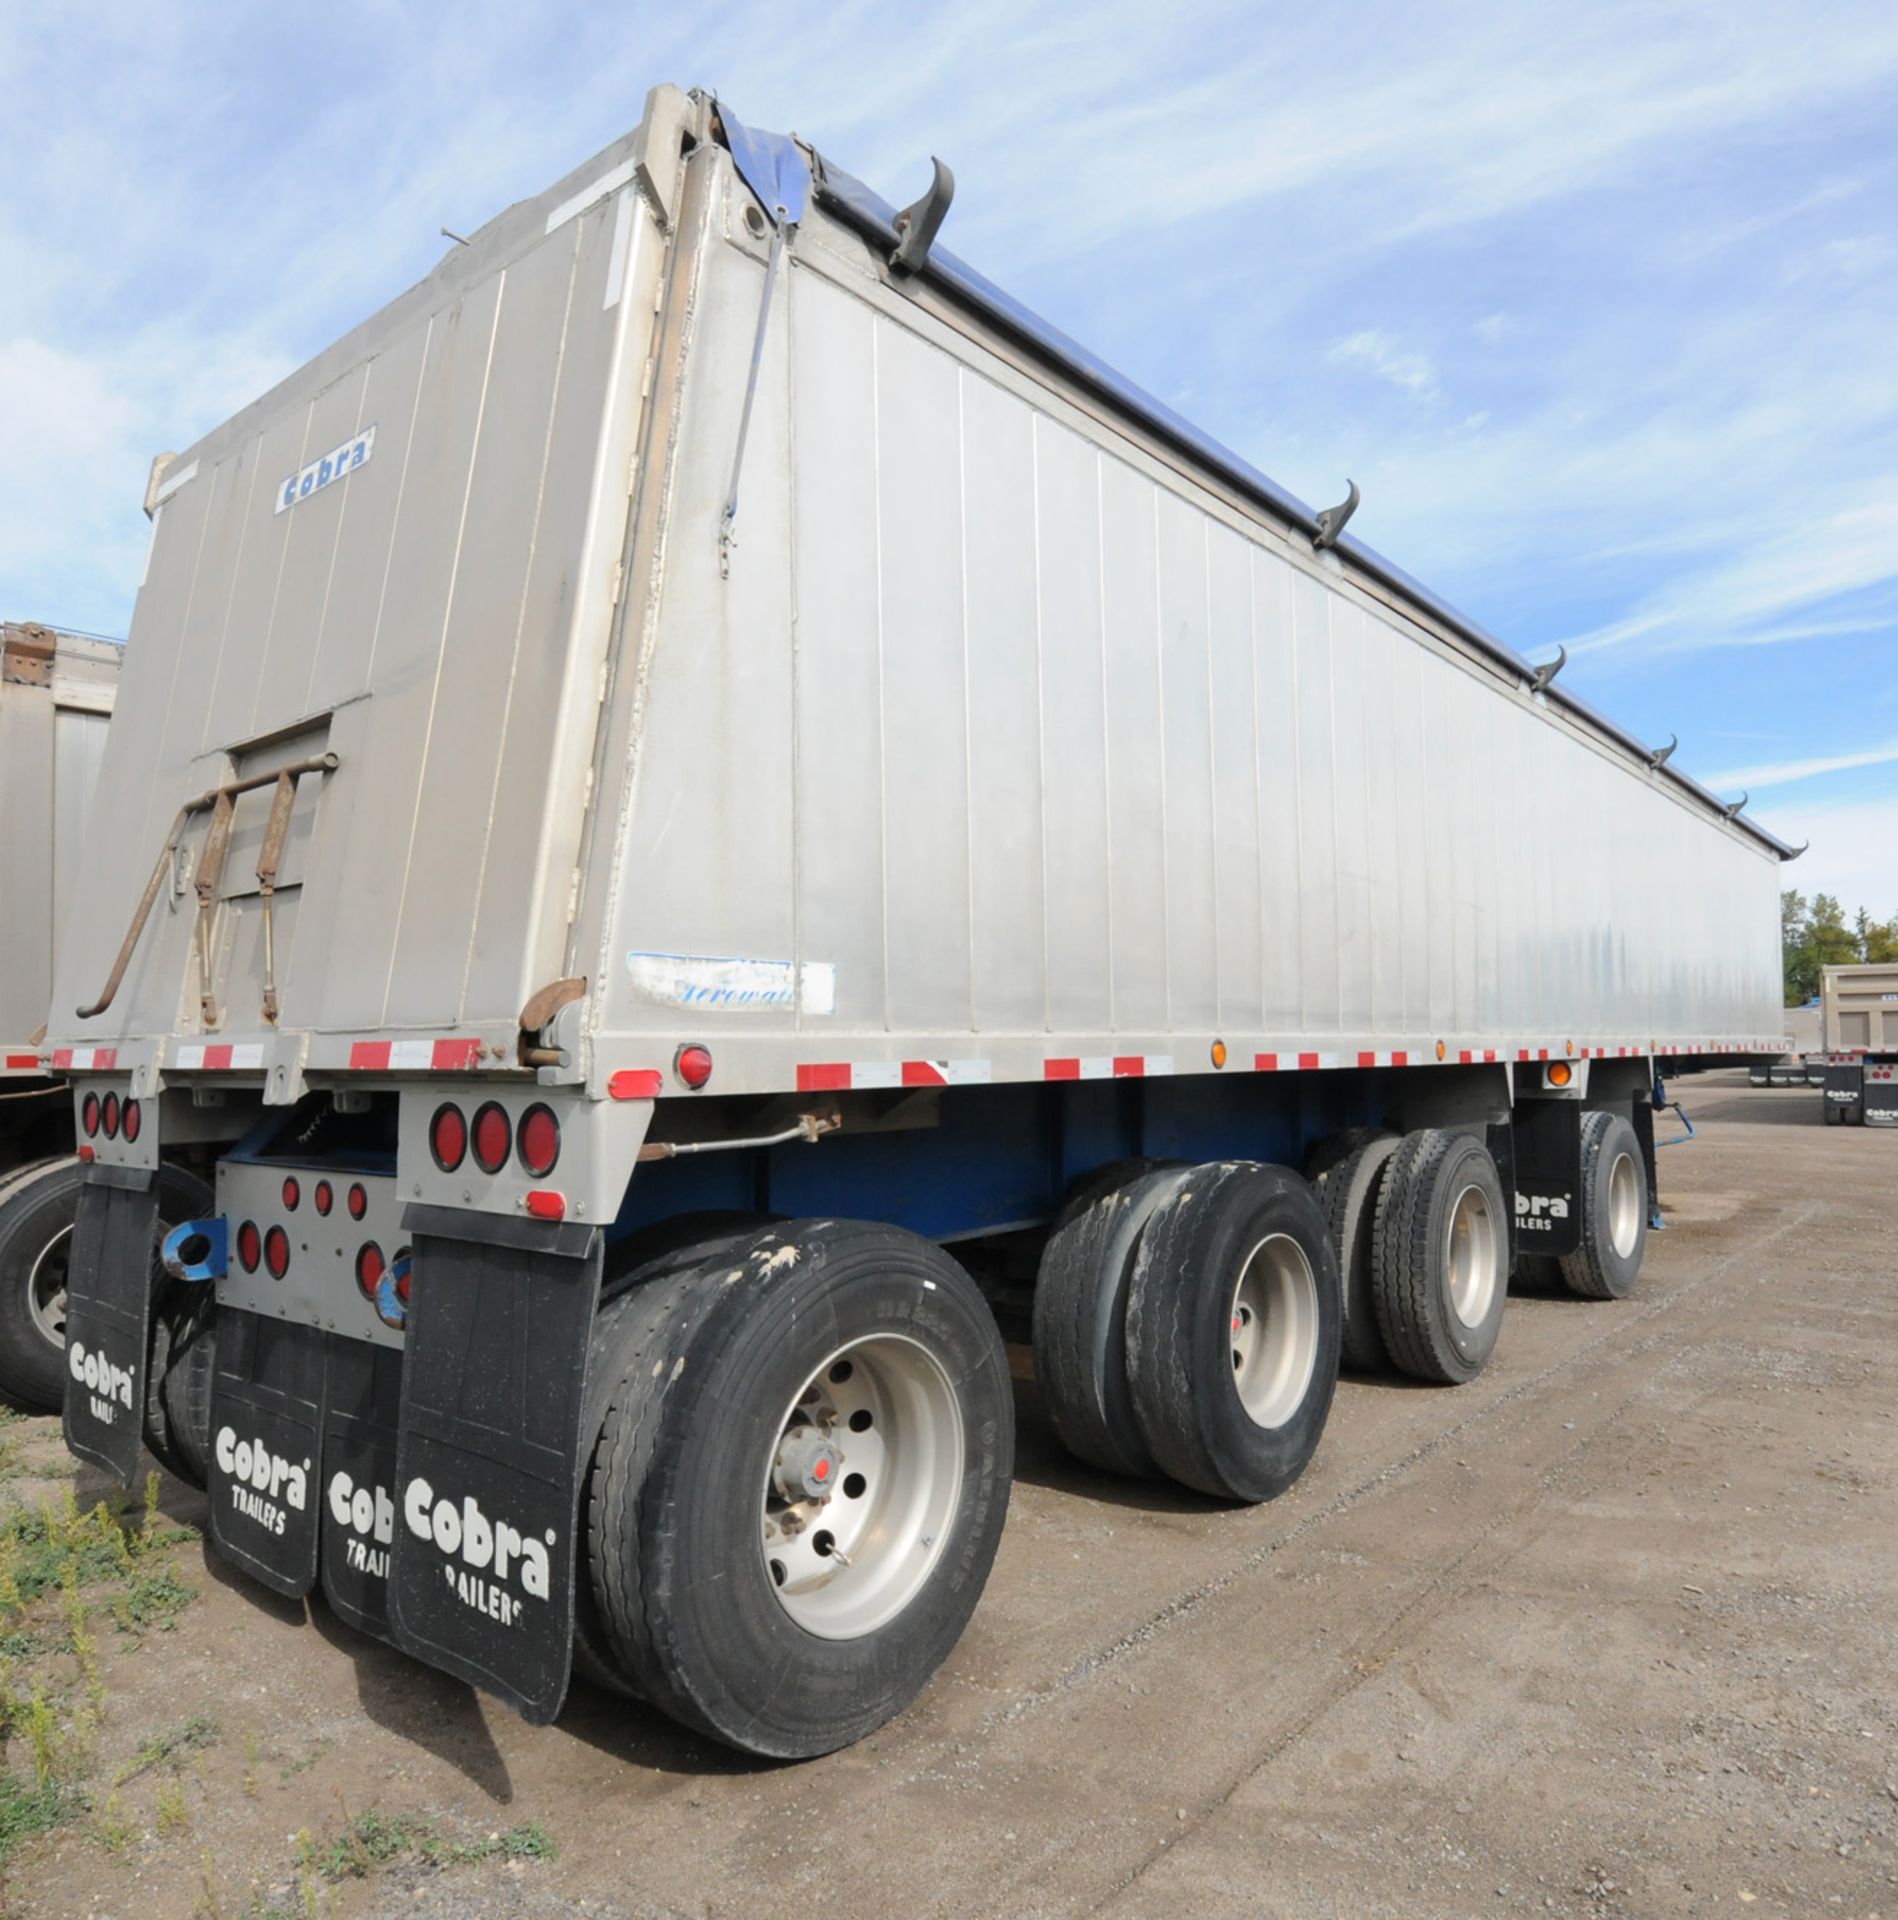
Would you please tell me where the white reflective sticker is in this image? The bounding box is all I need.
[276,425,375,515]
[626,951,836,1015]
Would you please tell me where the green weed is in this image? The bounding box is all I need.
[307,1808,556,1881]
[116,1712,219,1786]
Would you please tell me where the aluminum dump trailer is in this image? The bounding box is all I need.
[1817,963,1898,1125]
[44,87,1795,1756]
[0,624,127,1407]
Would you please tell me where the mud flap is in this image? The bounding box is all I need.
[319,1337,404,1641]
[206,1311,326,1598]
[61,1167,160,1485]
[389,1208,602,1726]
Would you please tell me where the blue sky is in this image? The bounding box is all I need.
[4,2,1895,911]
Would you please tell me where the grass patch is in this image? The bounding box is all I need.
[0,1769,85,1866]
[304,1809,555,1881]
[0,1472,205,1871]
[115,1711,219,1785]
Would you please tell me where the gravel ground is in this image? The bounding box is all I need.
[8,1072,1894,1918]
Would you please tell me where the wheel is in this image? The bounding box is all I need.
[0,1158,85,1408]
[586,1220,1013,1758]
[1123,1162,1340,1503]
[1557,1112,1648,1301]
[1031,1162,1192,1477]
[1311,1133,1400,1371]
[1371,1129,1508,1384]
[1822,1095,1841,1126]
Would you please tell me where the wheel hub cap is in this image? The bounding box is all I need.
[760,1333,963,1640]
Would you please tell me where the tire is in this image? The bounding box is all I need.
[1312,1133,1400,1372]
[1031,1163,1192,1478]
[1371,1130,1509,1384]
[1557,1112,1648,1301]
[1303,1127,1386,1184]
[1822,1097,1841,1127]
[586,1219,1013,1758]
[0,1159,211,1414]
[1124,1162,1341,1503]
[152,1279,217,1485]
[0,1158,86,1409]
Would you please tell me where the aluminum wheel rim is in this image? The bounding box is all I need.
[761,1332,962,1640]
[1445,1184,1499,1328]
[27,1223,72,1349]
[1607,1150,1641,1259]
[1227,1234,1320,1429]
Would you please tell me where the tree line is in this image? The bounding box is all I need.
[1781,890,1898,1005]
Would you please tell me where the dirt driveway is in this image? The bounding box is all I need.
[5,1073,1894,1918]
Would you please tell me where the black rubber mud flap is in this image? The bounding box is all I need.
[319,1337,404,1641]
[389,1208,602,1726]
[61,1167,160,1485]
[206,1310,326,1598]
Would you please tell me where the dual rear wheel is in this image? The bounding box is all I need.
[580,1221,1012,1759]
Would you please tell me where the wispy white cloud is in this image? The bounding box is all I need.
[1326,329,1440,401]
[1707,738,1898,791]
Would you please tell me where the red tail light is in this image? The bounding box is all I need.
[121,1099,142,1144]
[430,1103,467,1173]
[264,1226,291,1279]
[282,1176,301,1211]
[524,1190,565,1222]
[675,1043,714,1090]
[347,1183,368,1221]
[471,1102,511,1175]
[101,1092,121,1138]
[313,1180,333,1216]
[518,1104,560,1177]
[355,1243,385,1300]
[236,1221,262,1273]
[81,1093,100,1137]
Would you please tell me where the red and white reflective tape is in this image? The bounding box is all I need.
[50,1046,119,1071]
[798,1059,1000,1093]
[346,1038,484,1071]
[1042,1056,1174,1082]
[172,1042,263,1071]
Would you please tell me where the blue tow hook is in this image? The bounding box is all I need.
[374,1250,411,1332]
[161,1217,226,1282]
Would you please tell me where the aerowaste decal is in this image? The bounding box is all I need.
[626,950,836,1015]
[275,424,376,514]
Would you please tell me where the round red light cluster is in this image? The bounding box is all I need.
[471,1103,511,1175]
[425,1103,564,1182]
[430,1102,468,1173]
[356,1242,385,1300]
[518,1104,560,1177]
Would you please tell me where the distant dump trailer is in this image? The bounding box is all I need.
[0,624,129,1409]
[43,88,1795,1756]
[1817,963,1898,1126]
